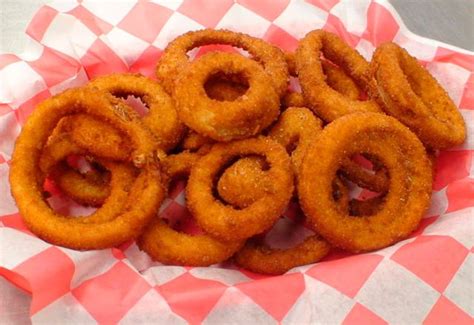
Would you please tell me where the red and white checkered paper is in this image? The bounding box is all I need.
[1,0,473,323]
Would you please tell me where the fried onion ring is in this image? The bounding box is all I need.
[235,235,330,275]
[217,157,269,208]
[68,114,132,161]
[87,73,185,151]
[138,152,243,266]
[157,29,289,97]
[370,42,466,149]
[10,88,165,249]
[295,30,381,121]
[216,107,322,208]
[51,163,110,207]
[267,107,323,172]
[187,137,294,241]
[339,155,389,193]
[173,52,280,141]
[283,52,360,108]
[298,112,432,252]
[38,114,127,207]
[180,130,215,154]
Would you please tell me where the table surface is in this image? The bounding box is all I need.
[0,0,473,324]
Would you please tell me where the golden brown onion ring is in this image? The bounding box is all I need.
[157,29,289,97]
[138,152,243,266]
[298,112,432,252]
[174,52,280,141]
[9,88,165,249]
[295,30,381,122]
[187,137,294,241]
[370,42,466,149]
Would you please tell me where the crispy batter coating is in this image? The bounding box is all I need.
[68,114,132,161]
[267,107,323,172]
[217,157,269,208]
[298,112,432,252]
[339,155,389,193]
[51,163,110,207]
[174,52,280,141]
[370,42,466,149]
[295,30,381,121]
[216,107,322,208]
[349,195,386,217]
[39,114,135,208]
[323,61,360,100]
[187,137,294,241]
[87,73,185,152]
[138,152,243,266]
[9,88,165,249]
[235,235,330,275]
[283,52,361,108]
[180,130,215,154]
[157,29,289,97]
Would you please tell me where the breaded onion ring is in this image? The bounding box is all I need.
[156,29,289,97]
[38,114,129,207]
[267,107,323,172]
[217,157,269,208]
[173,52,280,141]
[187,137,294,241]
[138,152,243,266]
[298,112,432,252]
[370,42,466,149]
[68,114,132,161]
[283,52,360,108]
[234,176,351,275]
[323,61,360,100]
[180,130,215,154]
[349,195,386,217]
[51,163,110,207]
[235,235,330,275]
[295,30,381,121]
[339,155,389,193]
[216,107,322,208]
[9,88,165,249]
[87,73,185,152]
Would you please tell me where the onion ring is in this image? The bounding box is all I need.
[295,30,381,121]
[339,155,389,193]
[180,130,215,154]
[173,52,280,141]
[216,107,322,208]
[187,137,294,241]
[370,42,466,149]
[9,88,166,249]
[138,152,244,266]
[87,73,185,151]
[233,177,350,275]
[349,195,386,217]
[68,114,132,161]
[234,235,330,275]
[51,163,110,207]
[267,107,323,173]
[39,115,131,208]
[283,52,360,108]
[156,29,289,97]
[298,112,432,252]
[216,157,269,208]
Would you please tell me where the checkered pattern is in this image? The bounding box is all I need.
[1,0,473,323]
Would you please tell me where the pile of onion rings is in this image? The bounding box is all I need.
[8,28,465,274]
